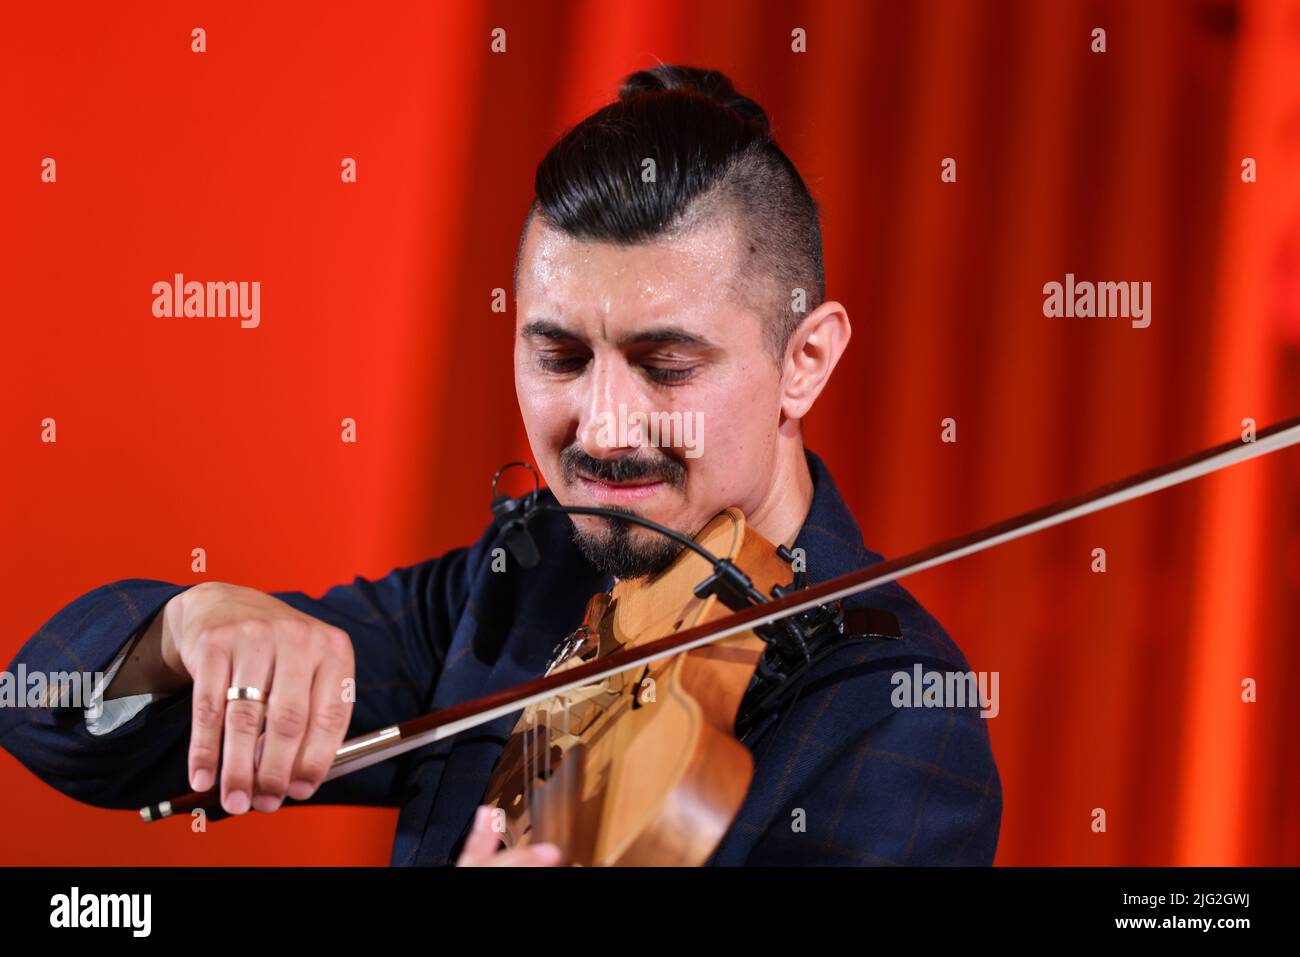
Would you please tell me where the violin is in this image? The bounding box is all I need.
[481,506,794,866]
[139,414,1300,866]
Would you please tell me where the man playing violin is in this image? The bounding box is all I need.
[1,65,1001,866]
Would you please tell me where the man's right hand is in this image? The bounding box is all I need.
[156,581,356,816]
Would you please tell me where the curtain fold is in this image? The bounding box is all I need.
[2,0,1294,865]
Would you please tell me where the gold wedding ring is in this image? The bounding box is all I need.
[226,686,266,703]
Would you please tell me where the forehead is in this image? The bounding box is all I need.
[516,215,752,333]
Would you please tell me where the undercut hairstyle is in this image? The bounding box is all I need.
[513,64,826,359]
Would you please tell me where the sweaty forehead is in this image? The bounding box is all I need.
[517,216,751,331]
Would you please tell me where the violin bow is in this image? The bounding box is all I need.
[141,413,1300,822]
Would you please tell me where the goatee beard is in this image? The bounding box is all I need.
[558,444,689,580]
[570,507,685,580]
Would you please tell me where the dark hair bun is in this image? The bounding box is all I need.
[618,65,770,136]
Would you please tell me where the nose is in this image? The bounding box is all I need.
[576,351,650,461]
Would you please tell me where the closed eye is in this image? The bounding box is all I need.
[536,355,696,384]
[644,366,695,384]
[536,354,587,374]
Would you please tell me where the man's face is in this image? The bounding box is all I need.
[514,214,786,579]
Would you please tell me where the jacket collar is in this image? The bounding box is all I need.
[792,449,878,584]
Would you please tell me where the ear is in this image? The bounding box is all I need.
[780,300,851,420]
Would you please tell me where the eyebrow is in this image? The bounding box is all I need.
[520,318,716,349]
[520,319,578,341]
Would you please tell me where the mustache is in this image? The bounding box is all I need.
[560,445,687,489]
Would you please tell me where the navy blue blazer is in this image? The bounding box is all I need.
[0,450,1001,865]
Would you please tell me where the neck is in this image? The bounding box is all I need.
[742,441,815,550]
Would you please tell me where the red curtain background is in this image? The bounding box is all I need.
[2,0,1297,866]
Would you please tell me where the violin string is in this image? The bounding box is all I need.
[527,707,538,842]
[543,695,551,788]
[562,694,572,855]
[541,695,552,844]
[535,706,543,840]
[523,706,534,842]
